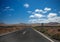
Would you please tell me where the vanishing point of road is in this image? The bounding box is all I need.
[0,28,52,42]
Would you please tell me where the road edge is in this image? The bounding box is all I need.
[32,28,55,42]
[0,30,20,36]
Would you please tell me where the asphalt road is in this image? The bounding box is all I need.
[0,28,51,42]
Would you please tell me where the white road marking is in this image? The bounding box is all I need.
[32,28,55,42]
[22,31,27,35]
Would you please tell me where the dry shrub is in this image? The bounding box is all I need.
[51,33,60,41]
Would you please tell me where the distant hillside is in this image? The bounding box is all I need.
[31,22,60,27]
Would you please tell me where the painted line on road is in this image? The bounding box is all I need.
[32,28,54,42]
[22,31,27,35]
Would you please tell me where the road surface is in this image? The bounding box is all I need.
[0,28,51,42]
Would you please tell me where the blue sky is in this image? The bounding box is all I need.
[0,0,60,24]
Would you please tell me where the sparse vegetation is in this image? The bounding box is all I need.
[33,26,60,41]
[51,33,60,41]
[58,29,60,31]
[0,25,31,34]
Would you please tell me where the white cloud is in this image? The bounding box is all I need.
[5,6,10,9]
[32,12,36,14]
[29,15,34,18]
[28,19,49,23]
[34,14,44,18]
[4,6,14,11]
[27,7,52,14]
[24,3,29,8]
[28,7,60,23]
[35,9,39,12]
[35,9,47,13]
[29,14,45,18]
[44,7,51,11]
[48,13,57,18]
[59,11,60,13]
[28,12,60,23]
[27,11,32,14]
[47,17,60,23]
[35,9,43,12]
[28,17,60,23]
